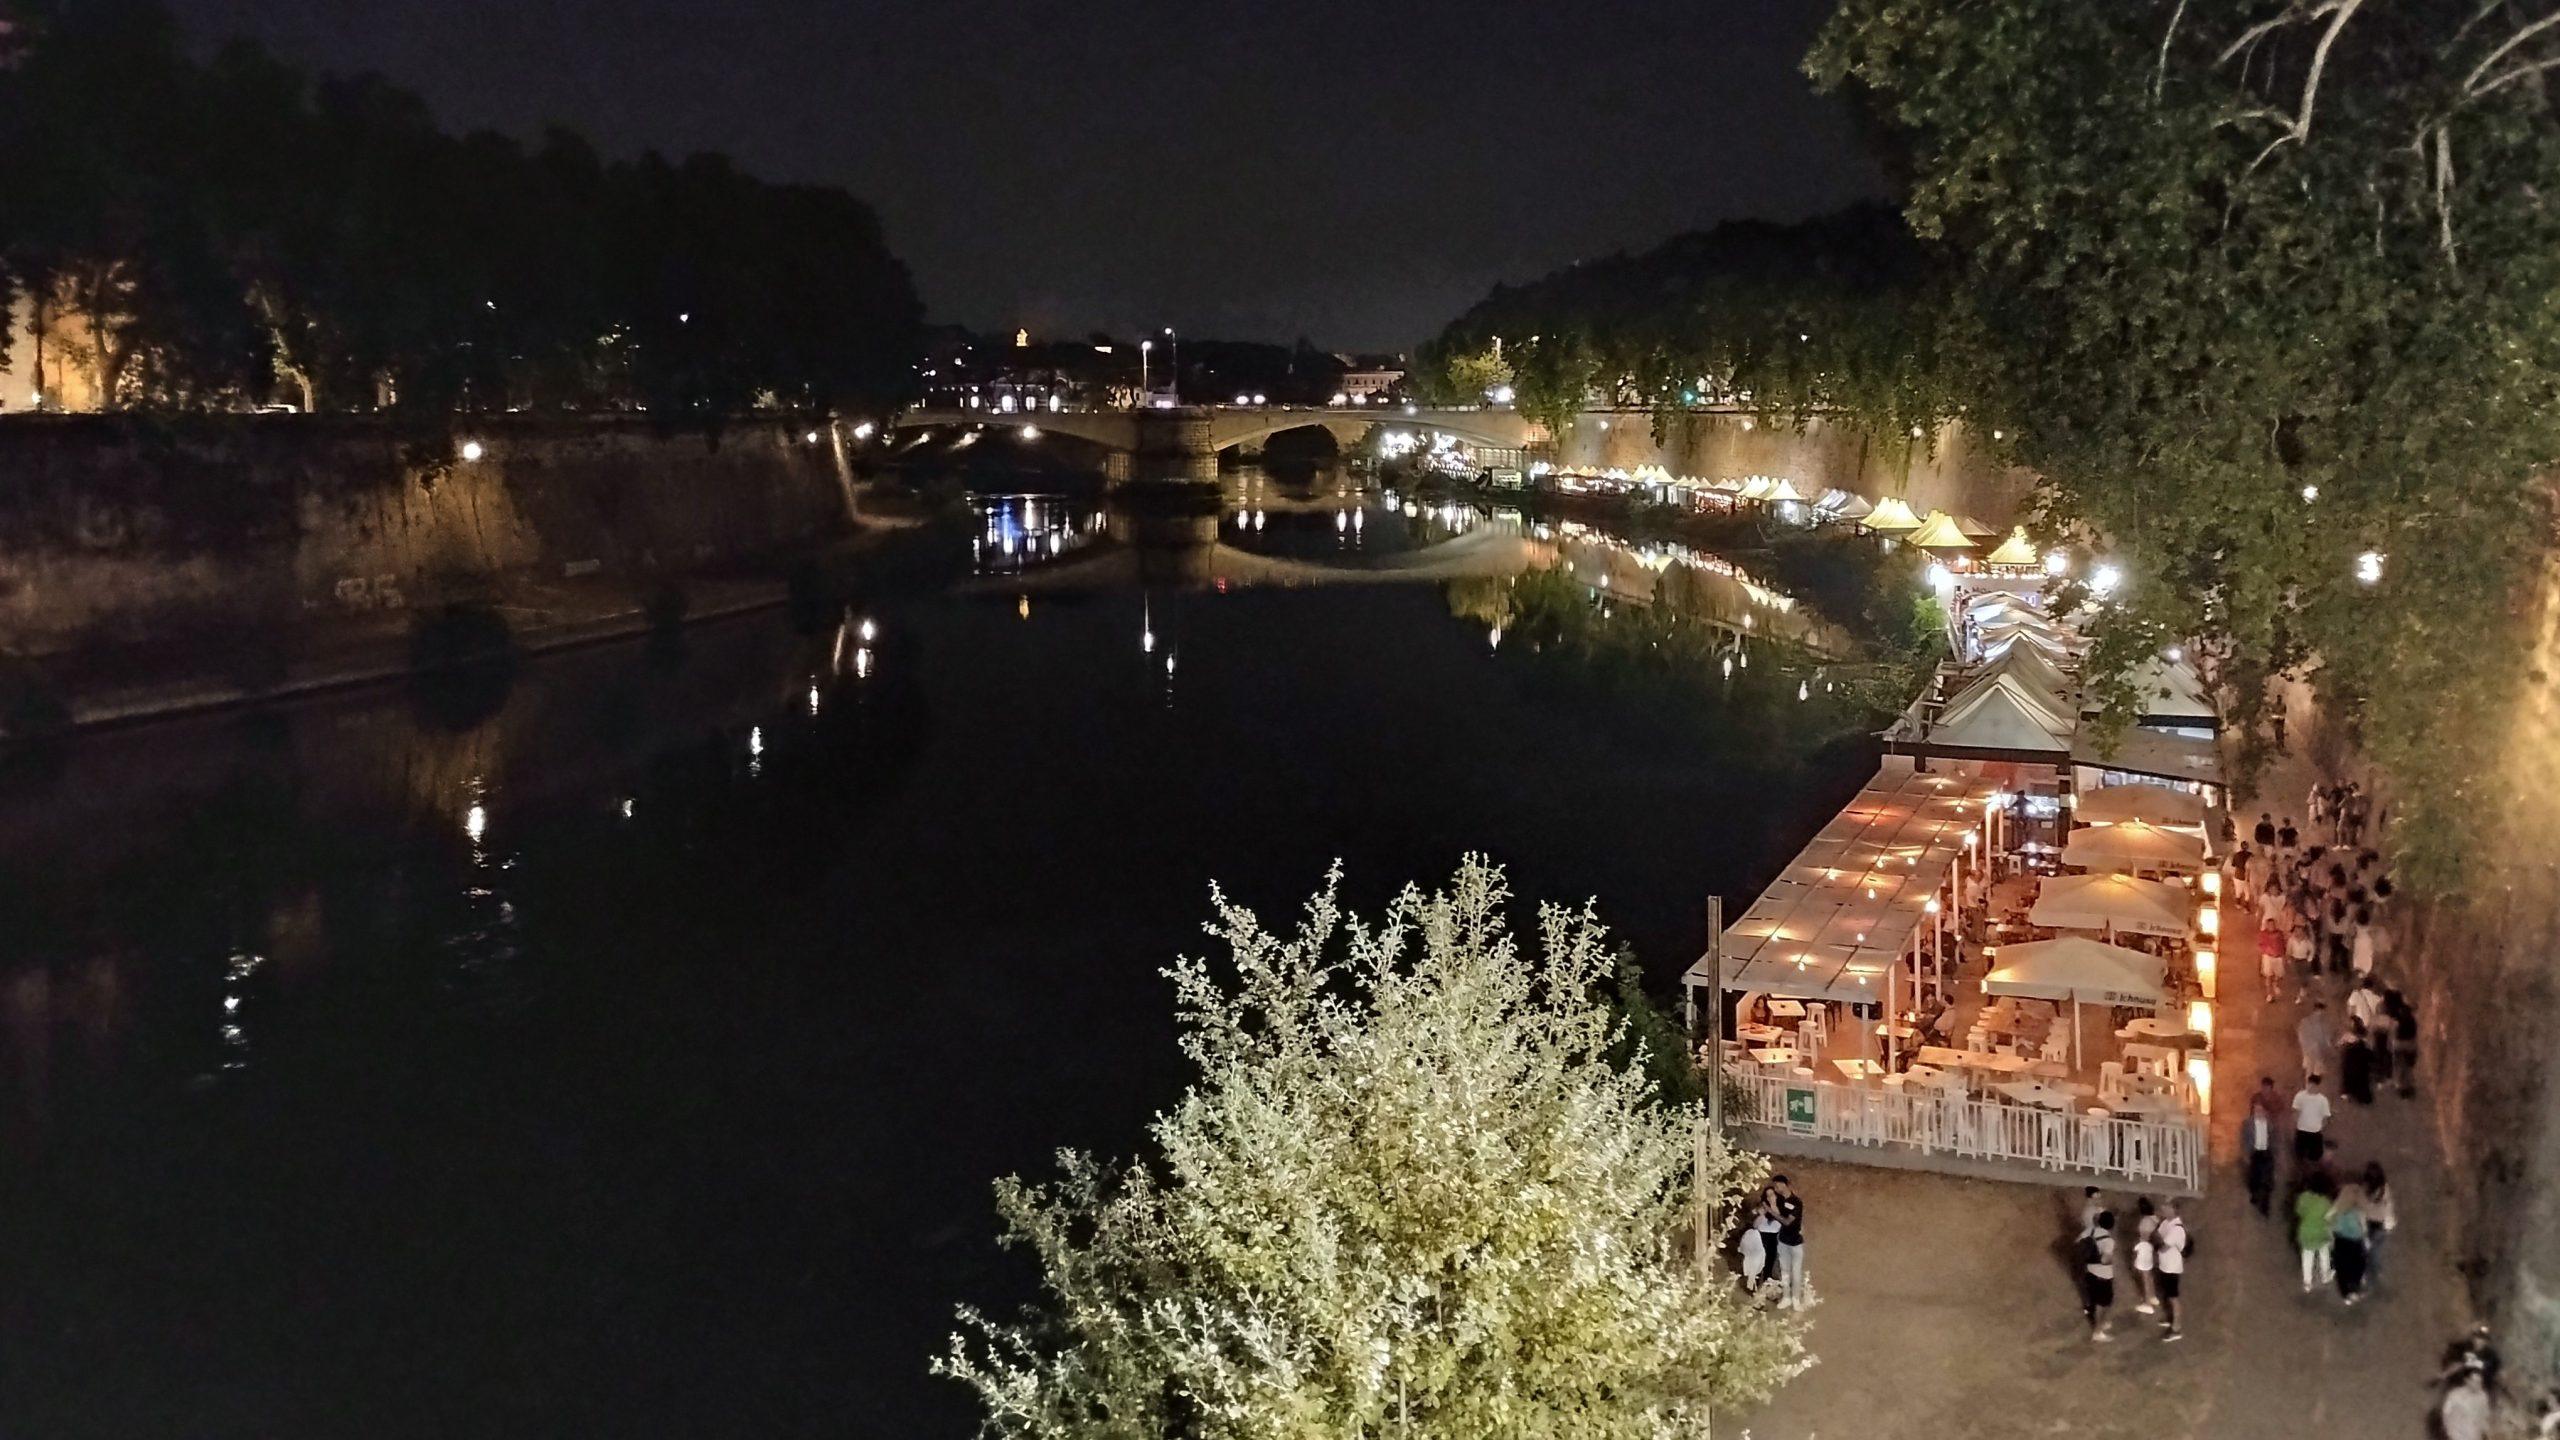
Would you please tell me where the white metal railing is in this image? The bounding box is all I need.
[1724,1069,2205,1191]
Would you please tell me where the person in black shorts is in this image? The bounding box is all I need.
[2080,1209,2118,1341]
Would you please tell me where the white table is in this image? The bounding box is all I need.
[1736,1023,1788,1045]
[1831,1058,1883,1081]
[2107,1091,2187,1117]
[1749,1047,1799,1068]
[1918,1045,2034,1075]
[1767,999,1807,1020]
[1995,1080,2077,1110]
[2119,1017,2203,1044]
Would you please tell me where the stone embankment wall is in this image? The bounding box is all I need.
[0,414,857,657]
[2287,561,2560,1384]
[1547,411,2037,527]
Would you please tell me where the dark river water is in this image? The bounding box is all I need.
[0,481,1879,1438]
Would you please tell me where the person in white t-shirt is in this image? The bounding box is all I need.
[2155,1203,2189,1341]
[2292,1077,2334,1169]
[2131,1197,2160,1315]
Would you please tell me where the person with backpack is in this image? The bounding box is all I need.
[2080,1208,2118,1341]
[2155,1201,2189,1341]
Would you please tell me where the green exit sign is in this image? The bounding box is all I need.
[1785,1087,1817,1131]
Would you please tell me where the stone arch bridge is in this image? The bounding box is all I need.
[889,404,1544,472]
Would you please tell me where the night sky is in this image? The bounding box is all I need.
[165,0,1884,351]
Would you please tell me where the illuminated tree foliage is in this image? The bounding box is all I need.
[1417,205,1964,444]
[0,0,920,416]
[939,859,1805,1438]
[1811,0,2560,886]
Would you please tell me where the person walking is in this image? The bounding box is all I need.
[2351,908,2378,981]
[2297,1003,2337,1084]
[2295,1177,2337,1292]
[1770,1174,1808,1311]
[2278,815,2300,857]
[2258,919,2287,1003]
[2155,1201,2189,1341]
[2389,988,2421,1098]
[2246,1077,2281,1216]
[2231,844,2255,905]
[2363,1162,2397,1287]
[2292,1075,2333,1172]
[2342,1021,2378,1105]
[2131,1197,2160,1315]
[2255,812,2277,850]
[2288,921,2318,999]
[2332,1180,2372,1304]
[2081,1208,2118,1341]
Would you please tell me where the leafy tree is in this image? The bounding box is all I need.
[939,858,1804,1437]
[0,0,921,418]
[1810,0,2560,886]
[1417,206,1960,446]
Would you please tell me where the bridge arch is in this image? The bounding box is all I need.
[1207,408,1537,454]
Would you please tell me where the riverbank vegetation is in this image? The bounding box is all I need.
[939,858,1804,1435]
[1420,4,2560,891]
[0,1,920,418]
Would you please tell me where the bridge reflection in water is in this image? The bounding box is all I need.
[966,483,1850,658]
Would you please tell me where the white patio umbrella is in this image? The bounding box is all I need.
[1984,935,2167,1072]
[2028,873,2191,938]
[2061,820,2208,875]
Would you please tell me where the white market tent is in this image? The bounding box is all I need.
[2029,872,2192,938]
[1819,490,1875,521]
[1687,756,2003,1009]
[1738,477,1776,501]
[1976,643,2078,712]
[2076,783,2207,829]
[1983,528,2041,568]
[1762,477,1810,503]
[2095,653,2216,726]
[1934,671,2076,752]
[1909,511,1978,551]
[2061,819,2208,875]
[1984,936,2167,1007]
[1956,514,2002,540]
[1865,496,1924,533]
[1979,625,2083,664]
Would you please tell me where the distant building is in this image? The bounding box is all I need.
[1334,353,1405,402]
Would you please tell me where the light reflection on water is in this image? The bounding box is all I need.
[0,491,1890,1439]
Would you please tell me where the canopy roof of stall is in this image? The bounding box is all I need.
[1984,528,2041,567]
[1984,936,2168,1006]
[2028,872,2192,937]
[2061,819,2209,874]
[2090,653,2216,725]
[1865,496,1924,532]
[1689,757,2006,1003]
[1977,643,2079,711]
[2076,783,2207,829]
[1887,670,2076,760]
[2074,726,2225,787]
[1909,511,1979,550]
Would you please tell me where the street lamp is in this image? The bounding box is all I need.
[1140,339,1152,403]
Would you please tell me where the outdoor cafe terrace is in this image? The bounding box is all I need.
[1691,576,2225,1192]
